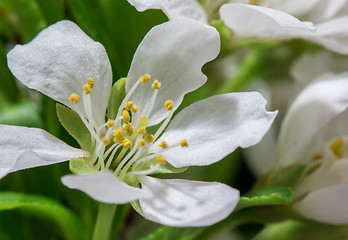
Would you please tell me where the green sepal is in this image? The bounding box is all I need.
[107,78,126,120]
[130,200,145,218]
[236,187,293,211]
[147,159,188,175]
[56,103,91,151]
[69,158,95,174]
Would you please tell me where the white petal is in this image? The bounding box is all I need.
[278,73,348,166]
[126,19,220,126]
[150,92,277,168]
[294,182,348,224]
[61,171,150,204]
[7,20,112,126]
[269,0,320,17]
[220,4,314,39]
[127,0,207,23]
[0,124,87,179]
[308,17,348,55]
[139,176,239,226]
[305,0,346,23]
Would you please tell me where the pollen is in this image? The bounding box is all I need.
[158,141,168,149]
[151,80,161,90]
[164,100,174,111]
[101,136,110,145]
[69,93,80,104]
[114,127,124,144]
[139,116,149,127]
[107,119,115,128]
[145,134,155,143]
[83,84,92,94]
[330,137,344,158]
[155,154,166,165]
[122,138,132,148]
[123,123,134,136]
[137,127,146,135]
[132,105,139,113]
[138,139,145,147]
[180,139,189,147]
[124,101,133,110]
[87,77,94,88]
[140,74,151,83]
[122,110,131,123]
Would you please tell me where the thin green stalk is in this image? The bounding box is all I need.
[92,203,117,240]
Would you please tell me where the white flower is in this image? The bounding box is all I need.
[5,19,277,226]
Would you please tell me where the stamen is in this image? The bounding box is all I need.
[151,80,161,90]
[124,101,133,111]
[140,74,151,83]
[122,138,132,148]
[137,127,146,135]
[83,84,92,94]
[180,139,189,147]
[87,77,94,88]
[145,134,155,143]
[330,137,344,158]
[107,119,115,128]
[127,164,160,176]
[164,100,174,111]
[122,110,131,123]
[132,105,139,113]
[155,154,166,165]
[69,93,80,104]
[138,139,145,147]
[101,136,110,145]
[114,127,125,144]
[158,141,168,149]
[139,116,149,127]
[123,123,134,136]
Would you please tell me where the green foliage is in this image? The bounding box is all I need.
[139,226,202,240]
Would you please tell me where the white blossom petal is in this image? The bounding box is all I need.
[7,20,112,126]
[305,0,346,23]
[0,124,87,179]
[294,182,348,224]
[139,176,239,226]
[127,0,207,23]
[61,171,150,204]
[278,73,348,166]
[150,92,277,168]
[220,4,314,39]
[126,19,220,126]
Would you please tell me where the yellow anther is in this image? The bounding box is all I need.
[101,136,110,145]
[164,100,174,111]
[138,139,145,147]
[114,127,124,144]
[124,101,133,111]
[145,134,155,144]
[122,110,131,123]
[158,141,168,149]
[249,0,260,4]
[123,123,134,136]
[330,137,344,158]
[139,116,149,127]
[155,154,166,165]
[137,127,146,135]
[106,119,115,128]
[180,139,189,147]
[69,93,80,104]
[83,84,92,94]
[312,154,322,162]
[132,105,139,113]
[122,138,132,148]
[151,80,161,90]
[140,74,151,83]
[87,77,94,88]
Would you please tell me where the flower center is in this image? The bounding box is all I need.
[68,75,189,180]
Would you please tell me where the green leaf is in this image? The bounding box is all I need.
[34,0,64,24]
[56,103,91,151]
[0,101,42,127]
[139,226,202,240]
[236,187,293,211]
[0,192,84,240]
[107,78,126,120]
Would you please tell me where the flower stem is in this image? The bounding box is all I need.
[92,203,117,240]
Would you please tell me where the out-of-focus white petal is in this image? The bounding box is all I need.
[308,17,348,55]
[150,92,277,168]
[127,0,207,23]
[220,4,314,39]
[269,0,320,17]
[62,171,150,204]
[126,19,220,126]
[305,0,346,23]
[278,73,348,166]
[7,20,112,126]
[294,182,348,224]
[0,124,87,179]
[139,176,239,226]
